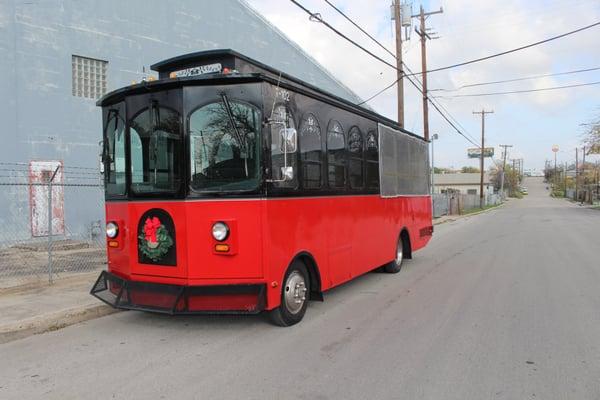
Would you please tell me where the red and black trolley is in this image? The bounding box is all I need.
[91,49,433,326]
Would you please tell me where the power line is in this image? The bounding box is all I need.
[434,80,600,98]
[428,98,480,147]
[431,66,600,92]
[295,0,600,83]
[400,62,480,145]
[404,20,600,77]
[289,0,398,72]
[323,0,396,60]
[324,0,479,146]
[290,0,479,147]
[357,78,399,105]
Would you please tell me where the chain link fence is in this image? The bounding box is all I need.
[432,192,503,218]
[0,162,106,289]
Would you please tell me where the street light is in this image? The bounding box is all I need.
[431,133,439,194]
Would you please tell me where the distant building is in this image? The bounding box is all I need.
[0,0,363,238]
[433,173,494,196]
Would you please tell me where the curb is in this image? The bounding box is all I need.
[0,303,118,345]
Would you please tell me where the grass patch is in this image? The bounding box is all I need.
[462,203,501,215]
[510,191,524,199]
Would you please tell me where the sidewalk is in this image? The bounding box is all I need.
[0,272,116,344]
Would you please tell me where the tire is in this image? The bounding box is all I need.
[384,235,405,273]
[269,260,310,327]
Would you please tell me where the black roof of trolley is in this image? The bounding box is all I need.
[99,49,424,142]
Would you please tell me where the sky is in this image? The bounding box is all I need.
[245,0,600,172]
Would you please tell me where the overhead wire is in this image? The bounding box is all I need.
[319,0,480,146]
[431,66,600,92]
[289,0,399,72]
[403,20,600,77]
[294,0,600,78]
[434,80,600,98]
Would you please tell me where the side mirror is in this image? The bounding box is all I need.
[279,128,297,153]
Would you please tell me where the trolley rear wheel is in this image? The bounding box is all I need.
[384,235,405,273]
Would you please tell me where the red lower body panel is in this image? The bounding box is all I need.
[101,194,432,312]
[91,271,265,314]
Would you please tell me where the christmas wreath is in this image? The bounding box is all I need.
[138,217,173,262]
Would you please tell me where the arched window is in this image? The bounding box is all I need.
[348,126,364,189]
[299,113,322,189]
[365,130,379,189]
[327,120,346,188]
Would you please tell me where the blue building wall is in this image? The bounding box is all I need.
[0,0,362,239]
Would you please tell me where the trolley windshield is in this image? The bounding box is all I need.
[189,97,261,192]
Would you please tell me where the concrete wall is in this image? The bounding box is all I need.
[0,0,363,240]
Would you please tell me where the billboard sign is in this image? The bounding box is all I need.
[467,147,494,158]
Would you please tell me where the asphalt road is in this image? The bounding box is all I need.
[1,177,599,400]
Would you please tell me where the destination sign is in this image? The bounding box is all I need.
[171,63,222,78]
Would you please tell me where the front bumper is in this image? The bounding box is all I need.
[90,271,266,314]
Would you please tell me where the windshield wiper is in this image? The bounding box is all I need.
[220,93,248,177]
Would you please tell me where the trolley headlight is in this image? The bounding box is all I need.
[106,222,119,238]
[212,222,229,242]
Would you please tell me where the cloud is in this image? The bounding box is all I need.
[244,0,600,169]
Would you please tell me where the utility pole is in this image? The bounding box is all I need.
[473,109,494,208]
[413,5,442,141]
[393,0,404,128]
[564,163,567,194]
[520,158,524,177]
[575,147,579,201]
[554,152,557,182]
[582,146,586,203]
[499,144,513,197]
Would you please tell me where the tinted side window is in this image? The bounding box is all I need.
[365,130,379,190]
[299,113,322,189]
[104,110,126,196]
[348,126,364,189]
[129,106,182,194]
[326,120,346,188]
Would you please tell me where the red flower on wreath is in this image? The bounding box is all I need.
[143,217,161,244]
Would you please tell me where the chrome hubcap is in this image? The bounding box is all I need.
[284,271,307,314]
[395,242,403,266]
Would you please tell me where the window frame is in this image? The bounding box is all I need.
[186,99,263,194]
[326,119,347,190]
[127,104,184,197]
[72,55,108,100]
[365,129,379,191]
[103,107,127,198]
[298,112,323,190]
[347,125,364,190]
